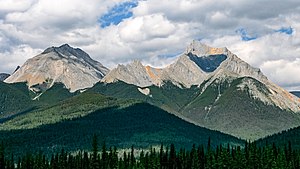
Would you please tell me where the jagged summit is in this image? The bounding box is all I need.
[103,41,267,88]
[185,40,228,56]
[5,44,109,92]
[102,60,155,87]
[42,44,90,59]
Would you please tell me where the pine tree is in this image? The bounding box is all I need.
[159,144,163,169]
[169,144,176,169]
[0,142,4,169]
[83,152,90,169]
[101,141,108,169]
[130,145,135,169]
[190,144,199,169]
[91,134,100,169]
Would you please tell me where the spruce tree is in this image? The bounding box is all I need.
[0,142,4,169]
[91,134,100,169]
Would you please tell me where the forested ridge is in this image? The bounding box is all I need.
[0,136,299,169]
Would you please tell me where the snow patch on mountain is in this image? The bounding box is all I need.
[138,87,150,96]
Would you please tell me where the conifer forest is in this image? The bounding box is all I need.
[1,136,300,169]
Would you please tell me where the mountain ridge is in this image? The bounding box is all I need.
[102,41,300,113]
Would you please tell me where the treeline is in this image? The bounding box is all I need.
[1,137,300,169]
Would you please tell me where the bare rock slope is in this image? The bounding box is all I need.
[5,44,109,92]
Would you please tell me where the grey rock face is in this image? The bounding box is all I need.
[102,60,154,87]
[5,44,109,92]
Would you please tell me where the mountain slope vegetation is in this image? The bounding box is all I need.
[91,77,300,140]
[256,126,300,149]
[0,102,244,156]
[0,82,34,120]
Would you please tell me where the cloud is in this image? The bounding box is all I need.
[118,14,176,42]
[261,59,300,90]
[0,0,300,90]
[0,0,36,18]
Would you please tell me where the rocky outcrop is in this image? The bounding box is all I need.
[5,44,109,92]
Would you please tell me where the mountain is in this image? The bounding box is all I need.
[0,73,10,81]
[0,92,243,156]
[4,44,109,92]
[99,40,300,140]
[291,91,300,98]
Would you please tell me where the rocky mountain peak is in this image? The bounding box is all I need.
[130,60,144,67]
[102,60,155,87]
[5,44,109,92]
[185,40,228,56]
[42,44,91,61]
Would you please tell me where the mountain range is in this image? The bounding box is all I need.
[99,41,300,140]
[1,41,300,154]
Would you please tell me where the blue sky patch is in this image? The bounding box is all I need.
[99,1,138,28]
[275,26,293,35]
[236,28,257,41]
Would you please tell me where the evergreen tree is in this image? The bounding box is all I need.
[0,142,4,169]
[91,135,100,169]
[169,144,176,169]
[101,141,108,169]
[130,146,135,169]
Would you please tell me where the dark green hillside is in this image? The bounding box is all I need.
[89,81,200,112]
[256,126,300,149]
[0,92,134,130]
[37,82,76,105]
[0,82,34,119]
[0,82,77,122]
[0,103,243,156]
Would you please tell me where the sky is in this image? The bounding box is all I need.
[0,0,300,90]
